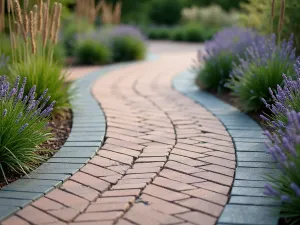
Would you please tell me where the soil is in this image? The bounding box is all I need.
[0,109,72,188]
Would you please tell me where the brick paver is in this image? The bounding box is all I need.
[1,43,235,225]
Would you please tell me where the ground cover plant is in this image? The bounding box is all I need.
[0,75,54,182]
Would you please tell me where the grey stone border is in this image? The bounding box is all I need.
[173,70,280,225]
[0,54,158,221]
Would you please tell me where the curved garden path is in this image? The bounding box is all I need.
[1,42,236,225]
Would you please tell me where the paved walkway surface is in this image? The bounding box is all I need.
[1,42,236,225]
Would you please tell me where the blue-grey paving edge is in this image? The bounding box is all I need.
[173,70,280,225]
[0,54,158,222]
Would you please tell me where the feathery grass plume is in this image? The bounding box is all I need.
[0,0,5,32]
[38,0,43,32]
[54,3,62,44]
[24,13,28,34]
[24,0,28,12]
[14,20,20,36]
[42,3,48,47]
[278,0,285,43]
[7,0,12,13]
[29,11,36,54]
[49,2,57,42]
[14,0,27,43]
[33,5,38,37]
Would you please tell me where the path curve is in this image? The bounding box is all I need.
[1,42,236,225]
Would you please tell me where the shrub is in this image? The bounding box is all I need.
[111,36,146,62]
[261,59,300,130]
[148,0,182,25]
[0,76,53,179]
[181,5,239,29]
[77,25,147,63]
[147,27,173,40]
[263,110,300,224]
[196,27,262,92]
[228,34,296,112]
[76,40,112,65]
[62,17,94,56]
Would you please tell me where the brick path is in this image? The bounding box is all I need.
[1,43,236,225]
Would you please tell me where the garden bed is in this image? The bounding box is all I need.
[0,110,73,188]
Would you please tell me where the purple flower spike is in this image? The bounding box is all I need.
[290,183,300,197]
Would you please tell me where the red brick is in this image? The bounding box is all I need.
[193,171,233,186]
[71,172,110,192]
[205,151,235,161]
[1,216,30,225]
[63,180,100,201]
[146,131,175,139]
[123,173,156,179]
[46,189,89,212]
[47,207,79,222]
[183,188,228,205]
[153,177,196,191]
[124,204,183,225]
[115,219,135,225]
[107,165,130,175]
[193,181,230,195]
[75,211,122,222]
[201,164,235,177]
[106,132,148,144]
[108,122,150,133]
[143,184,189,201]
[90,156,120,167]
[165,161,203,174]
[106,138,144,151]
[172,148,206,158]
[86,202,130,212]
[102,189,141,197]
[112,183,147,190]
[69,222,113,225]
[139,135,175,145]
[175,143,212,153]
[118,178,152,184]
[176,211,216,225]
[176,197,223,217]
[140,152,169,157]
[81,164,118,177]
[32,197,64,211]
[199,156,236,169]
[160,169,205,184]
[126,167,161,174]
[98,150,134,165]
[140,194,190,214]
[102,144,141,157]
[169,154,206,167]
[198,143,235,153]
[136,157,166,162]
[133,162,164,168]
[17,206,58,224]
[96,196,135,204]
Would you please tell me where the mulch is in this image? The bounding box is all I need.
[0,109,72,188]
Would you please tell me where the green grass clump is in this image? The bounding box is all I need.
[76,40,112,65]
[0,76,53,180]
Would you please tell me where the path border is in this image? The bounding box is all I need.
[0,54,158,221]
[173,70,280,225]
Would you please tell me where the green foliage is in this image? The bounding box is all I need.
[61,17,94,56]
[76,40,112,65]
[9,55,72,112]
[0,77,52,178]
[147,27,173,40]
[196,52,235,92]
[228,57,295,112]
[111,36,146,62]
[181,5,239,29]
[148,0,183,25]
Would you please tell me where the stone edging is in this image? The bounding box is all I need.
[173,70,280,225]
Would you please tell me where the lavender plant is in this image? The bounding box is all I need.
[196,27,263,92]
[0,76,53,181]
[263,110,300,223]
[228,34,296,112]
[261,59,300,130]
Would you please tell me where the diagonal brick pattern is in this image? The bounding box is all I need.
[1,50,236,225]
